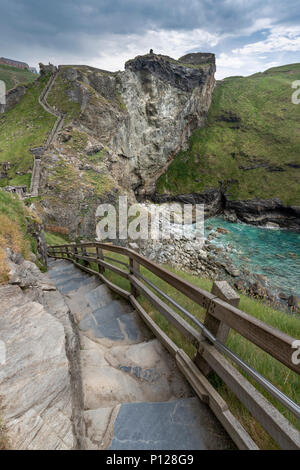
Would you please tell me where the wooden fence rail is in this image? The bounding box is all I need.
[47,242,300,450]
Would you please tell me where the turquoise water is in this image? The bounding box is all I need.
[204,217,300,298]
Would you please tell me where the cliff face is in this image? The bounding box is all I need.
[155,63,300,213]
[116,53,215,196]
[36,52,215,235]
[61,53,215,197]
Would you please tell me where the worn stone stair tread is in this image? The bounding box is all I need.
[48,261,77,272]
[42,260,234,450]
[86,284,114,311]
[64,281,102,323]
[49,265,90,279]
[54,272,91,286]
[104,339,192,397]
[55,276,96,294]
[48,268,85,281]
[82,365,149,409]
[66,277,100,297]
[108,398,234,450]
[79,300,140,342]
[48,264,82,277]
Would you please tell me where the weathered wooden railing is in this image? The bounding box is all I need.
[47,242,300,450]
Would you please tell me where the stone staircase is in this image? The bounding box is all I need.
[29,156,41,196]
[28,71,64,197]
[48,258,234,450]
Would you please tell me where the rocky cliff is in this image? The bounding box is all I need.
[36,52,215,236]
[155,62,300,229]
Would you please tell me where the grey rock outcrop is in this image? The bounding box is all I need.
[0,283,74,449]
[224,198,300,232]
[36,52,215,236]
[4,85,27,111]
[39,63,57,76]
[0,255,83,449]
[40,51,215,202]
[151,188,224,217]
[116,53,215,196]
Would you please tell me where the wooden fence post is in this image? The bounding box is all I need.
[73,244,78,261]
[195,280,240,376]
[80,242,89,267]
[129,257,140,297]
[96,246,105,273]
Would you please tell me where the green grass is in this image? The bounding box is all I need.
[87,149,107,162]
[157,63,300,206]
[64,129,88,153]
[47,69,81,121]
[44,231,70,246]
[79,249,299,449]
[0,190,40,239]
[0,75,56,189]
[0,191,41,281]
[0,64,37,91]
[83,169,114,197]
[47,158,80,194]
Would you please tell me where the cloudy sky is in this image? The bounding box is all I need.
[0,0,300,78]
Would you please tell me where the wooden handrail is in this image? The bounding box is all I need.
[47,242,300,450]
[48,242,299,373]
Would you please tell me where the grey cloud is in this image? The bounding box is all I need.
[0,0,299,75]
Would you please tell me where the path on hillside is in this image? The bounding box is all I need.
[48,258,234,450]
[30,71,64,196]
[38,71,65,147]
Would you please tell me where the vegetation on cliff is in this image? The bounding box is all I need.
[0,64,36,91]
[0,76,56,189]
[47,69,81,121]
[156,63,300,206]
[0,191,41,282]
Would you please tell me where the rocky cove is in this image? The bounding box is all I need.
[131,204,300,313]
[150,189,300,232]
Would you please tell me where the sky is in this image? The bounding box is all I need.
[0,0,300,79]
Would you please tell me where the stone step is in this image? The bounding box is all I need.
[79,300,141,344]
[81,339,192,411]
[48,269,88,283]
[47,260,234,450]
[48,259,74,268]
[85,398,234,450]
[55,275,95,295]
[64,280,102,323]
[48,262,80,276]
[85,284,114,311]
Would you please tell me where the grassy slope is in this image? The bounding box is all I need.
[0,191,41,282]
[157,63,300,206]
[72,248,300,449]
[47,69,81,122]
[46,69,114,197]
[0,64,36,91]
[0,75,56,188]
[44,231,70,246]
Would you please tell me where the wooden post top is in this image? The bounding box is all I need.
[211,281,240,307]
